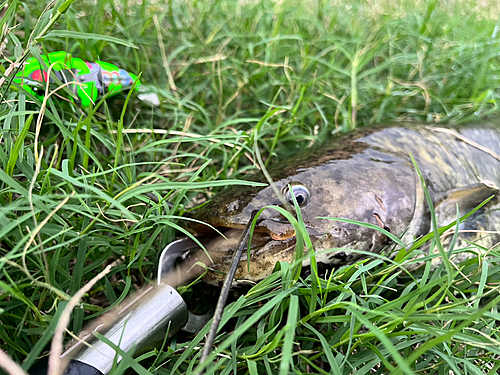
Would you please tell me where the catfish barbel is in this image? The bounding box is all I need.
[194,123,500,285]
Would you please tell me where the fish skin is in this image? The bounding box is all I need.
[197,122,500,285]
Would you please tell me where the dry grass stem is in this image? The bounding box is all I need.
[0,349,27,375]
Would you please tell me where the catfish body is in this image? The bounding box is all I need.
[197,123,500,285]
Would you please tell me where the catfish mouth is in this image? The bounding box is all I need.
[182,217,302,284]
[202,226,296,257]
[191,218,298,261]
[195,214,297,241]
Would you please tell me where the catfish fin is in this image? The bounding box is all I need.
[434,196,500,265]
[434,182,498,228]
[482,198,500,249]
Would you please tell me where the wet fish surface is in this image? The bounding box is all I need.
[194,122,500,285]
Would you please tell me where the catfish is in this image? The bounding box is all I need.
[194,123,500,285]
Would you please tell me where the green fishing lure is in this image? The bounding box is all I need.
[12,51,141,108]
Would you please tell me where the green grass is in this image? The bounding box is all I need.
[1,0,500,373]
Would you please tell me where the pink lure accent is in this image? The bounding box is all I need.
[31,70,48,82]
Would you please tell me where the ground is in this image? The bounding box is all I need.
[1,0,500,374]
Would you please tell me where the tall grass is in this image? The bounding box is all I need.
[1,0,500,373]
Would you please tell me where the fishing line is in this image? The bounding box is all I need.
[197,211,258,374]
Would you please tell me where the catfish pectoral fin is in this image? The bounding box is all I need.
[434,182,499,227]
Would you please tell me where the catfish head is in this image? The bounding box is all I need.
[195,138,420,285]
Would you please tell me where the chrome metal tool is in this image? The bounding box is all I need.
[31,237,207,375]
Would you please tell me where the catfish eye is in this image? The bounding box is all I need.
[283,184,310,207]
